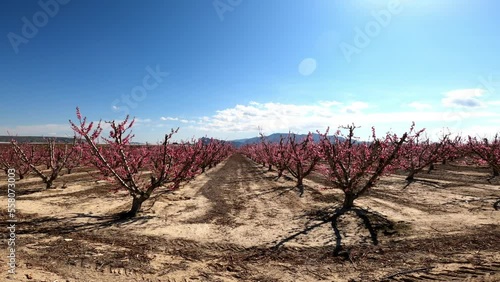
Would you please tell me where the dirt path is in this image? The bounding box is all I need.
[0,154,499,281]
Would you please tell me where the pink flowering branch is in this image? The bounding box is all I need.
[69,108,202,218]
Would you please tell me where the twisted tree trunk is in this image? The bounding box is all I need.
[122,194,150,218]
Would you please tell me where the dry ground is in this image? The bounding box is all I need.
[0,154,499,281]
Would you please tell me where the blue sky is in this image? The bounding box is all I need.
[1,0,500,142]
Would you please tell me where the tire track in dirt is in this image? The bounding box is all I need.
[382,262,500,281]
[193,154,305,227]
[11,154,317,281]
[11,154,500,282]
[192,153,246,226]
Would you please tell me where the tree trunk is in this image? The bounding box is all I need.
[494,199,500,210]
[276,169,284,180]
[427,163,435,173]
[405,171,416,183]
[268,164,272,171]
[342,192,356,210]
[493,167,499,177]
[296,178,304,196]
[45,174,59,189]
[122,194,149,218]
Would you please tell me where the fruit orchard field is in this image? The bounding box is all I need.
[0,153,499,282]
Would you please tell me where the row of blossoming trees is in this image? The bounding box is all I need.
[239,124,499,254]
[1,111,499,253]
[1,108,233,218]
[241,125,499,205]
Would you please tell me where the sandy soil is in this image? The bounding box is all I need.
[0,154,499,281]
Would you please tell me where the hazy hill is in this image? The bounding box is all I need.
[229,133,342,148]
[1,134,341,147]
[0,136,75,144]
[0,136,143,145]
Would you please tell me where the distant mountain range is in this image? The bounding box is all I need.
[0,136,76,144]
[0,133,341,147]
[0,136,144,145]
[228,133,342,147]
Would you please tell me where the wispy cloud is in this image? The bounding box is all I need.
[442,88,485,108]
[319,100,342,107]
[160,116,178,121]
[135,118,152,123]
[160,116,194,123]
[193,101,372,133]
[341,101,369,114]
[192,99,500,137]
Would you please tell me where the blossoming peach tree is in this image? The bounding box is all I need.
[315,124,414,255]
[467,134,500,209]
[70,108,201,218]
[11,137,78,189]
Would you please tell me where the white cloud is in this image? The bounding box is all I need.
[194,101,368,133]
[160,116,178,121]
[192,100,500,138]
[159,116,194,124]
[408,102,432,110]
[442,88,485,108]
[487,100,500,106]
[319,100,342,107]
[341,101,369,114]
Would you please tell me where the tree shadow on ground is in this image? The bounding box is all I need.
[270,205,398,259]
[16,212,154,235]
[246,185,301,200]
[2,186,45,196]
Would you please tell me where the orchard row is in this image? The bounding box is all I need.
[1,110,499,255]
[1,109,233,217]
[240,123,499,210]
[1,111,499,219]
